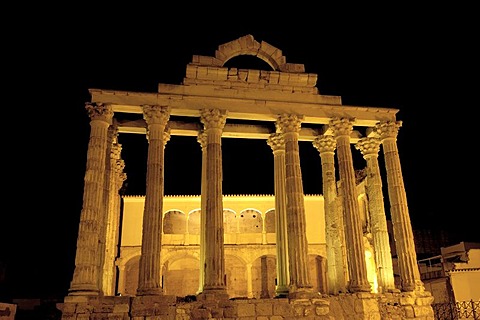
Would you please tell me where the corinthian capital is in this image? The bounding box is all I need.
[200,109,228,130]
[313,135,336,154]
[267,133,285,152]
[355,137,381,157]
[375,121,402,140]
[163,126,171,146]
[197,131,207,150]
[329,117,354,138]
[276,113,304,134]
[85,102,114,124]
[142,105,171,126]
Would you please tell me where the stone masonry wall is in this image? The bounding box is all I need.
[57,291,434,320]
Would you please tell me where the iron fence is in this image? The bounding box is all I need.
[433,300,479,320]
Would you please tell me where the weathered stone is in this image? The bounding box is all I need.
[236,303,255,317]
[61,34,434,320]
[190,307,210,319]
[315,305,330,316]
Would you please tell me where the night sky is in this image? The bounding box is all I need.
[2,6,477,301]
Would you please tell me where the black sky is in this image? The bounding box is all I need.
[2,6,478,300]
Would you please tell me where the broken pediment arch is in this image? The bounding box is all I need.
[191,34,306,73]
[184,34,318,91]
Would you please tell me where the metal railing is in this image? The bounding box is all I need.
[433,300,480,320]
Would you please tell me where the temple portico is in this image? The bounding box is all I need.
[58,35,434,319]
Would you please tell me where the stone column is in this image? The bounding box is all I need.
[356,137,396,293]
[330,118,371,293]
[136,105,171,296]
[97,125,115,293]
[247,263,253,298]
[196,131,207,294]
[276,114,314,298]
[267,133,290,297]
[334,186,351,289]
[313,135,347,294]
[69,102,113,295]
[199,109,228,298]
[102,133,127,296]
[375,121,424,292]
[260,256,270,298]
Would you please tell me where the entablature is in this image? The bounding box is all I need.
[89,88,398,128]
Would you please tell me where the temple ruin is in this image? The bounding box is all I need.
[57,35,435,319]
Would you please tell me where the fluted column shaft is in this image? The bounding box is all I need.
[102,135,126,296]
[356,137,396,292]
[267,133,289,297]
[330,118,371,292]
[200,109,228,295]
[276,114,313,297]
[69,102,113,295]
[197,131,207,294]
[375,121,424,292]
[137,105,170,296]
[313,135,347,294]
[97,126,115,292]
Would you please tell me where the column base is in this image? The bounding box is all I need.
[67,289,99,296]
[136,287,163,296]
[197,288,229,301]
[288,288,319,299]
[275,285,289,298]
[348,282,372,293]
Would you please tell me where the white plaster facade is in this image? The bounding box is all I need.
[420,242,480,303]
[448,248,480,302]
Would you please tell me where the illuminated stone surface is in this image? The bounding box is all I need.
[59,35,434,319]
[313,135,348,294]
[356,137,396,293]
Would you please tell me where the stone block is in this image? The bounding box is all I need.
[218,300,235,309]
[246,70,260,83]
[76,303,94,314]
[236,302,255,317]
[93,303,114,313]
[273,301,294,316]
[130,305,154,317]
[413,305,435,318]
[399,295,416,306]
[210,307,224,318]
[190,308,210,319]
[403,305,415,318]
[0,303,16,320]
[255,302,273,316]
[311,298,330,306]
[112,303,130,313]
[223,305,237,318]
[59,302,77,313]
[416,295,434,306]
[315,305,330,316]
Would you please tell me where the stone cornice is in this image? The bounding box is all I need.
[89,88,397,127]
